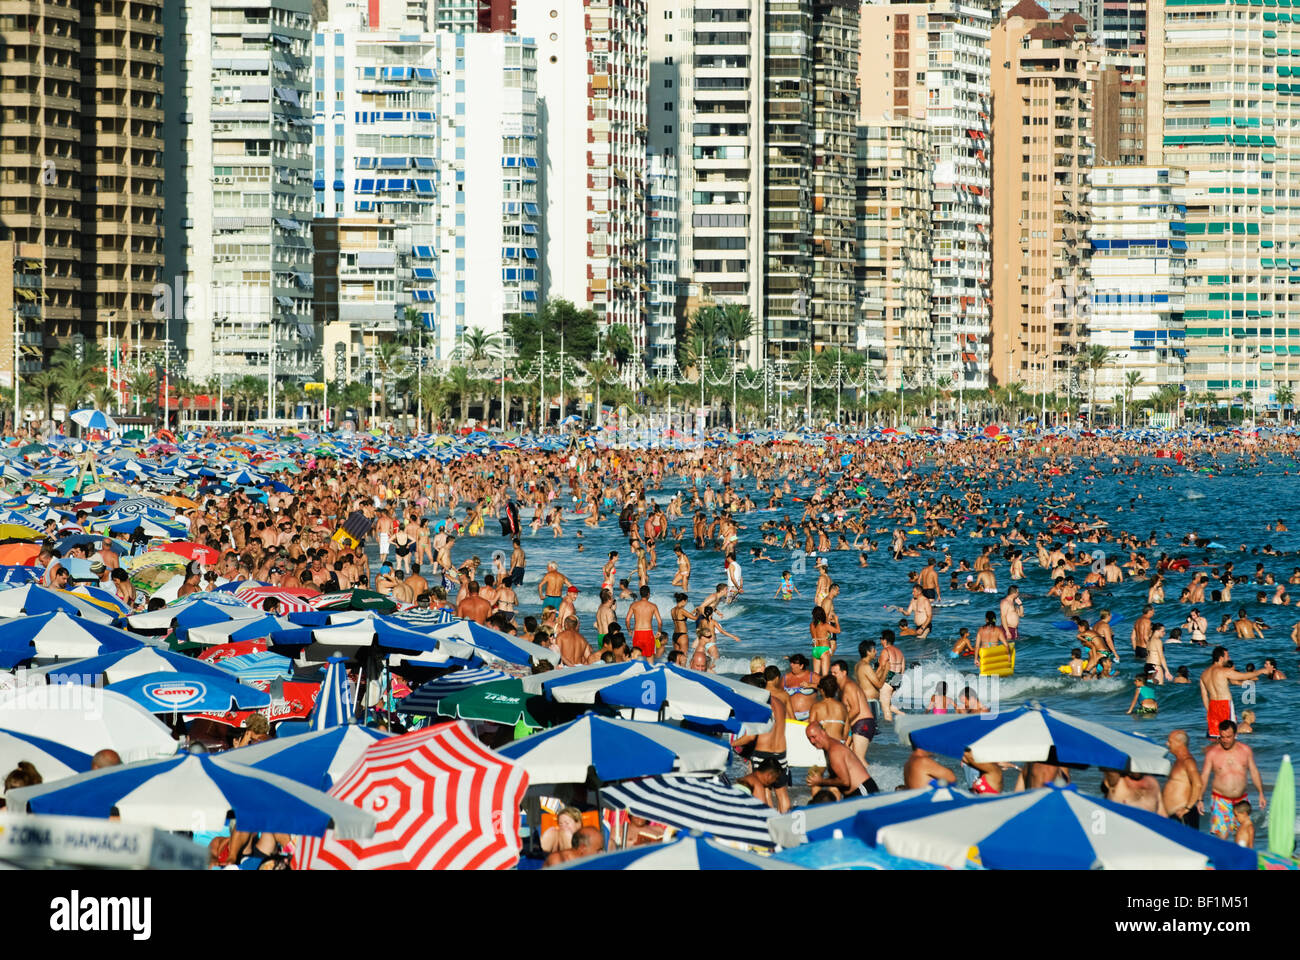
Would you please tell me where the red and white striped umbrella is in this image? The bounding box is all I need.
[234,586,319,613]
[291,721,529,870]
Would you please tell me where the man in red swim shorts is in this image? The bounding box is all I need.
[626,585,662,661]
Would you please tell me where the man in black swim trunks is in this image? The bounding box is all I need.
[831,660,875,761]
[735,674,791,812]
[919,556,940,602]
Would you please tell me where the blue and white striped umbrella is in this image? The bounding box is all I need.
[855,785,1257,870]
[394,667,511,716]
[225,468,266,486]
[0,728,95,783]
[218,651,294,683]
[0,584,117,624]
[531,660,651,700]
[390,607,458,627]
[495,713,729,784]
[6,754,377,838]
[106,671,271,713]
[32,644,234,686]
[555,834,802,871]
[68,585,132,618]
[221,724,391,790]
[310,655,352,731]
[896,702,1172,776]
[71,409,118,432]
[127,598,263,632]
[419,619,559,666]
[600,774,779,848]
[0,610,141,668]
[91,514,189,539]
[770,835,951,870]
[767,785,971,848]
[592,664,774,736]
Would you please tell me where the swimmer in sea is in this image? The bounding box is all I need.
[1126,665,1160,716]
[774,569,800,601]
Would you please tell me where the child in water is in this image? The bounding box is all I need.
[1237,709,1256,734]
[1126,666,1159,716]
[774,570,799,601]
[1234,800,1255,848]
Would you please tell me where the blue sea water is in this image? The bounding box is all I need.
[404,450,1300,848]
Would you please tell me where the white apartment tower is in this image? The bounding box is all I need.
[165,0,317,390]
[519,1,650,351]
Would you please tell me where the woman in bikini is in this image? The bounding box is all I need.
[928,681,957,714]
[670,593,691,653]
[416,518,434,567]
[808,675,849,744]
[810,604,836,678]
[693,605,738,670]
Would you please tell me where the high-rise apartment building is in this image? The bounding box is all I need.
[433,0,514,31]
[1088,165,1187,404]
[857,120,931,390]
[0,0,165,378]
[1147,0,1299,407]
[648,0,763,364]
[314,21,539,363]
[164,0,316,394]
[646,152,680,373]
[519,1,649,350]
[990,1,1096,395]
[860,0,993,394]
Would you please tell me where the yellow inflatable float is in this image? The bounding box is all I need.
[977,643,1015,677]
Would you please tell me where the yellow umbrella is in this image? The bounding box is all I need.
[0,523,44,541]
[125,551,191,572]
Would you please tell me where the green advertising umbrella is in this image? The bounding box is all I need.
[436,678,543,731]
[313,589,397,613]
[1269,753,1295,859]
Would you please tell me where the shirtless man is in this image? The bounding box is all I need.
[1199,720,1267,840]
[537,562,570,614]
[903,746,957,789]
[734,674,791,813]
[1107,771,1168,815]
[455,581,492,625]
[903,585,933,639]
[543,826,603,867]
[594,589,617,647]
[375,510,394,565]
[625,585,663,661]
[918,557,941,602]
[1234,608,1265,640]
[999,586,1023,641]
[1131,604,1154,660]
[1199,645,1272,739]
[1092,609,1120,665]
[830,660,873,760]
[1163,730,1204,829]
[805,721,876,798]
[557,616,594,667]
[557,585,580,628]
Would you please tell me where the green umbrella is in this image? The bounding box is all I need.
[436,678,543,730]
[314,589,397,613]
[123,429,146,441]
[17,443,48,457]
[1269,753,1295,858]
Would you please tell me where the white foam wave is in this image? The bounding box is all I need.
[891,657,1126,709]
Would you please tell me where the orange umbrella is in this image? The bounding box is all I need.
[158,494,199,509]
[0,543,39,565]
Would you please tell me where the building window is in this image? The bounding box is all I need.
[664,125,673,134]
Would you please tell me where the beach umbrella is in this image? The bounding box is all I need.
[292,722,529,870]
[220,725,391,790]
[0,611,142,668]
[7,755,376,839]
[0,522,45,541]
[895,702,1172,776]
[434,678,544,729]
[156,542,219,565]
[71,409,118,432]
[31,644,234,685]
[393,667,511,716]
[0,728,95,783]
[68,585,132,619]
[591,663,774,736]
[217,651,294,683]
[183,615,294,646]
[234,585,319,613]
[531,660,651,700]
[1269,753,1295,859]
[600,774,779,848]
[770,835,951,870]
[554,834,802,871]
[855,785,1257,870]
[390,606,458,628]
[126,596,263,632]
[106,671,271,713]
[421,618,560,666]
[0,543,39,565]
[767,785,972,848]
[310,589,396,613]
[0,686,177,761]
[0,584,116,624]
[495,713,730,785]
[309,656,351,731]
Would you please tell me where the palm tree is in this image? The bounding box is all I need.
[93,386,116,413]
[27,370,58,422]
[721,304,754,429]
[129,370,157,417]
[1080,345,1114,424]
[448,365,474,425]
[1276,384,1295,424]
[462,327,501,371]
[280,381,304,420]
[586,359,616,427]
[1122,371,1145,427]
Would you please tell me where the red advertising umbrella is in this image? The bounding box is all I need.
[163,541,220,565]
[292,722,529,870]
[195,639,268,665]
[185,680,321,729]
[983,424,1000,437]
